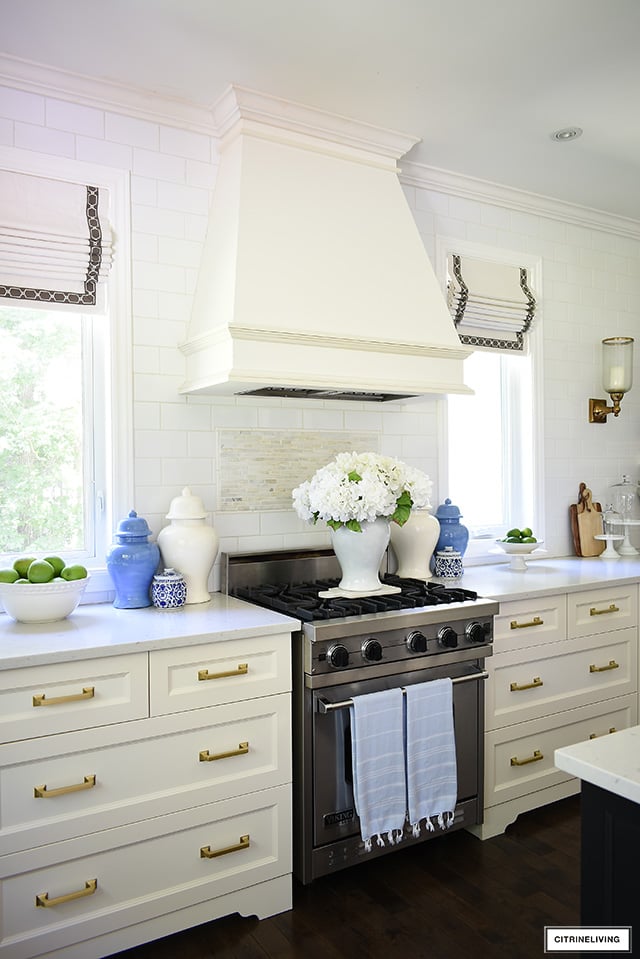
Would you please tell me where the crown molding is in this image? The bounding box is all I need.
[400,159,640,239]
[0,54,215,135]
[3,54,639,238]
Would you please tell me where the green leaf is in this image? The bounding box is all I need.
[346,519,363,532]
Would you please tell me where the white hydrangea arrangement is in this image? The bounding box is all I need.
[292,451,433,532]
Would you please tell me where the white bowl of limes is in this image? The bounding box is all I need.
[495,529,543,570]
[0,556,90,623]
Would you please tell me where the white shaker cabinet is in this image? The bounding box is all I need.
[469,583,639,840]
[0,630,293,959]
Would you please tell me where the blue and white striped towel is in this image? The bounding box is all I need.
[350,687,406,851]
[405,678,457,835]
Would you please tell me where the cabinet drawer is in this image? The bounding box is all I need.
[0,655,148,744]
[486,628,637,730]
[568,584,638,638]
[0,783,291,958]
[484,695,638,809]
[493,595,567,652]
[0,693,291,856]
[149,633,291,716]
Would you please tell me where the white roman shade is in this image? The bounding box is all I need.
[0,170,113,306]
[447,253,536,352]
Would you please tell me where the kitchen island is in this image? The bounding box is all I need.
[555,727,640,930]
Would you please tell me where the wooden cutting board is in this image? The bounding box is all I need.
[569,482,604,556]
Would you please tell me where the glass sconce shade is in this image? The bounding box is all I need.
[602,336,634,393]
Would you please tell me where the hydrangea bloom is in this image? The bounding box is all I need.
[292,451,432,532]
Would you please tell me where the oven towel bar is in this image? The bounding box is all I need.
[316,669,489,713]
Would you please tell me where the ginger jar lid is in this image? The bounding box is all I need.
[116,510,153,540]
[166,487,207,520]
[435,498,463,521]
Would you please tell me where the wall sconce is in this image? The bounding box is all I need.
[589,336,634,423]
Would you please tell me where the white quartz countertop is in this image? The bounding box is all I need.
[3,555,640,671]
[458,555,640,601]
[0,594,298,670]
[554,725,640,805]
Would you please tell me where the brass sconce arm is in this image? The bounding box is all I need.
[589,392,625,423]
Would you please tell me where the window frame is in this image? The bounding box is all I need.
[0,146,133,594]
[435,236,545,566]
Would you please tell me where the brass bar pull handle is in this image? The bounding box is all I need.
[32,686,95,708]
[589,728,617,740]
[589,660,620,673]
[36,878,97,908]
[34,774,96,799]
[510,677,543,692]
[198,664,248,682]
[199,742,249,763]
[510,616,544,630]
[200,834,250,859]
[510,749,543,767]
[590,604,619,616]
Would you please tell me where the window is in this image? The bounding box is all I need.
[0,304,107,562]
[447,348,537,560]
[0,151,133,584]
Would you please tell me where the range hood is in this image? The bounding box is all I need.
[180,85,471,401]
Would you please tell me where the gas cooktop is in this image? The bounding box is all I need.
[231,575,480,622]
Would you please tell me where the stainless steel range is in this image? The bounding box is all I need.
[222,548,499,885]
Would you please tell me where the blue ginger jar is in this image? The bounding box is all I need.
[431,498,469,571]
[106,510,160,608]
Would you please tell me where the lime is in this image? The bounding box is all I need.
[13,556,36,578]
[521,527,533,538]
[523,536,537,543]
[44,556,66,577]
[15,578,29,583]
[506,528,522,539]
[506,536,521,543]
[60,564,88,581]
[0,568,19,583]
[27,559,56,583]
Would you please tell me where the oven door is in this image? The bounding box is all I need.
[311,661,485,848]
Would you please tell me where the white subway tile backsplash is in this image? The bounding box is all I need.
[132,232,159,262]
[161,457,213,487]
[46,98,104,137]
[106,112,159,149]
[0,85,44,123]
[134,402,161,430]
[159,125,211,162]
[133,345,160,374]
[157,180,209,215]
[77,135,133,168]
[130,175,158,205]
[0,117,12,145]
[132,290,159,318]
[160,401,211,431]
[136,428,188,458]
[158,236,203,269]
[132,204,186,239]
[134,260,186,294]
[15,121,74,156]
[134,371,185,404]
[133,147,185,182]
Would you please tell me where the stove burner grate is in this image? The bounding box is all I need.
[233,576,478,622]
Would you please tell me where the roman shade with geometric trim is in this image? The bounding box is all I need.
[0,170,113,307]
[447,253,536,352]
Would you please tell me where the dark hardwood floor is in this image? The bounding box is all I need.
[110,796,581,959]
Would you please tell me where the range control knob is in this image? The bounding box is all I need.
[406,630,428,653]
[466,621,489,644]
[327,644,349,668]
[437,626,458,649]
[361,639,383,662]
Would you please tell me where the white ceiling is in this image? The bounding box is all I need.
[3,0,640,219]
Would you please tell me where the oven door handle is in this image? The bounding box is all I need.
[316,669,489,714]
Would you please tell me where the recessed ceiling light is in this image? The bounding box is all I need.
[550,127,583,142]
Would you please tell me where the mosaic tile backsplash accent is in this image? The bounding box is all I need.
[218,429,377,511]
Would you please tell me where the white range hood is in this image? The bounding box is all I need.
[180,85,471,401]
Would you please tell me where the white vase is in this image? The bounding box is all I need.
[389,508,440,580]
[329,517,390,592]
[157,487,219,604]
